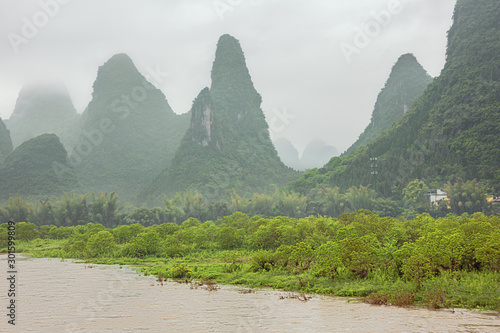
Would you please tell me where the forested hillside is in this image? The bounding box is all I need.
[0,134,79,199]
[70,54,190,201]
[289,0,500,198]
[145,35,298,202]
[344,54,432,155]
[0,117,13,164]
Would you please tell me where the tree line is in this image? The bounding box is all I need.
[2,210,499,287]
[0,178,496,229]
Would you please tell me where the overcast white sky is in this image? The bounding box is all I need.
[0,0,456,153]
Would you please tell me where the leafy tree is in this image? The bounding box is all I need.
[162,235,186,258]
[475,230,500,271]
[180,217,202,229]
[246,192,272,217]
[403,179,429,210]
[13,222,39,241]
[127,207,164,227]
[216,226,242,249]
[132,230,161,256]
[0,196,33,223]
[64,233,88,255]
[128,223,145,238]
[249,250,276,272]
[0,225,8,249]
[85,222,106,236]
[50,226,75,240]
[206,201,230,221]
[288,242,315,273]
[114,225,132,244]
[155,223,180,237]
[444,178,488,214]
[345,186,377,211]
[227,190,251,215]
[31,199,54,226]
[315,186,346,217]
[86,230,115,257]
[38,225,53,239]
[163,194,184,224]
[273,190,307,218]
[459,218,494,269]
[177,224,211,249]
[249,217,290,249]
[89,192,121,227]
[373,197,402,217]
[181,190,207,220]
[338,234,381,278]
[53,192,88,226]
[349,210,399,243]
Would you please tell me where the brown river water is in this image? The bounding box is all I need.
[1,255,499,332]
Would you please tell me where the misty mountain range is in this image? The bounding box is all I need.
[274,138,340,171]
[0,0,498,204]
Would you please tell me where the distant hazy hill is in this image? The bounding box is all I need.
[344,54,432,156]
[274,138,339,171]
[0,117,13,164]
[6,81,79,150]
[289,0,500,195]
[145,35,298,201]
[301,139,339,170]
[0,133,79,200]
[70,53,190,201]
[274,138,301,170]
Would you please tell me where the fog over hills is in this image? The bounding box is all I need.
[0,0,456,152]
[69,53,190,201]
[6,81,79,150]
[274,138,339,171]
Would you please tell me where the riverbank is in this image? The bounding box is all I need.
[6,211,500,312]
[20,243,500,312]
[107,256,500,312]
[3,256,500,332]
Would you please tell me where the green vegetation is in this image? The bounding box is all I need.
[344,53,432,156]
[444,178,490,215]
[0,117,13,164]
[144,35,298,202]
[0,134,80,200]
[289,0,500,199]
[5,210,500,311]
[1,176,497,229]
[0,0,499,313]
[70,53,190,202]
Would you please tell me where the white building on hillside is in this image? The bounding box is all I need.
[427,189,448,206]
